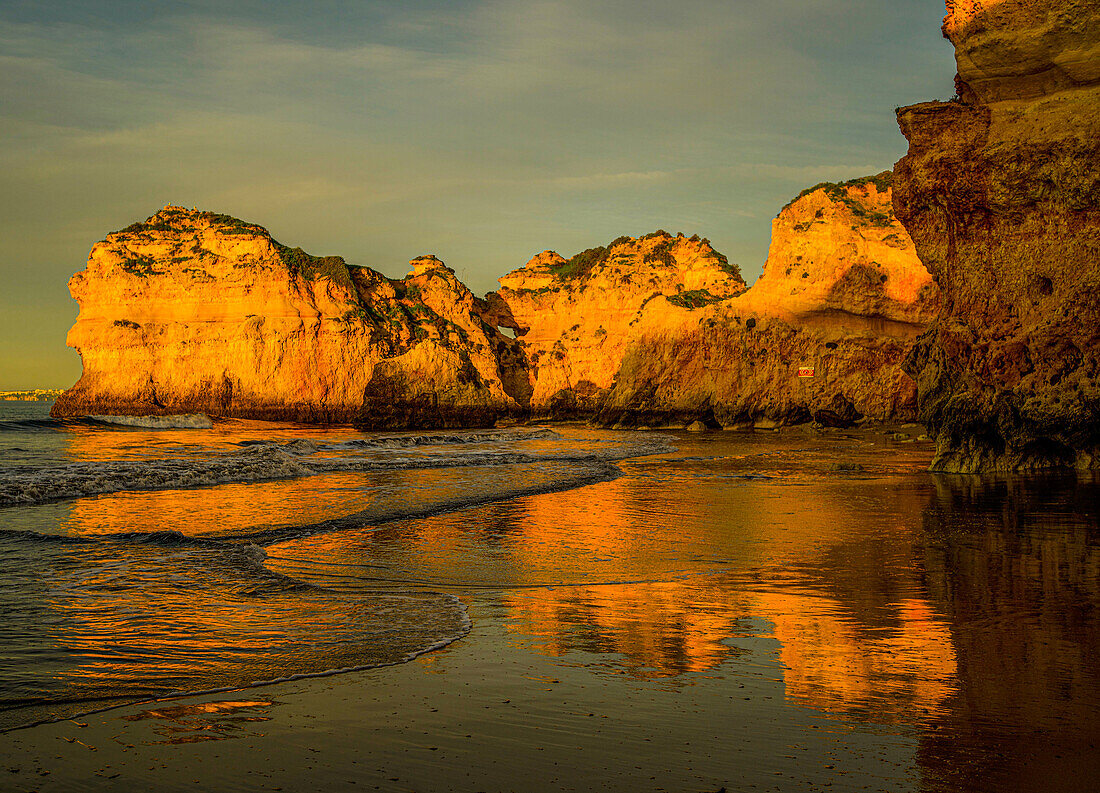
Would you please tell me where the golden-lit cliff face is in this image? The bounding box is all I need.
[895,0,1100,471]
[356,254,529,428]
[51,208,522,426]
[742,175,936,324]
[54,180,934,427]
[485,232,746,416]
[595,177,937,428]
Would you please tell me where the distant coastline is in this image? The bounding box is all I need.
[1,389,63,402]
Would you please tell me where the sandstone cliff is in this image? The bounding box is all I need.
[589,175,937,428]
[55,177,934,430]
[484,232,746,417]
[51,207,524,427]
[894,0,1100,471]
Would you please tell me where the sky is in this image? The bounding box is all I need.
[0,0,955,389]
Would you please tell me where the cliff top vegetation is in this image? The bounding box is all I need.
[543,231,741,282]
[109,207,360,286]
[780,172,894,217]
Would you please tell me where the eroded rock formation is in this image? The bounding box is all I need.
[894,0,1100,471]
[591,175,937,428]
[55,176,934,430]
[51,208,523,426]
[484,232,746,417]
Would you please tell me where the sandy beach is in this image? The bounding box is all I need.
[5,423,1099,792]
[4,598,925,793]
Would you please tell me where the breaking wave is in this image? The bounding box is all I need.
[235,427,561,452]
[92,413,214,429]
[0,445,311,507]
[0,413,213,432]
[0,429,673,508]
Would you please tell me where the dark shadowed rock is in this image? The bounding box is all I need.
[894,0,1100,472]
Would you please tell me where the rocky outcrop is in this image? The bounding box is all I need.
[484,232,746,417]
[55,177,934,430]
[591,175,937,428]
[894,0,1100,471]
[51,207,524,427]
[739,174,936,326]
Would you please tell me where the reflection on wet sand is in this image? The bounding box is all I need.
[124,700,274,745]
[494,467,959,722]
[917,474,1100,793]
[267,459,961,723]
[31,425,1100,788]
[508,581,748,677]
[763,591,956,723]
[492,467,1100,788]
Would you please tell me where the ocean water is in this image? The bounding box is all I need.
[2,400,1100,790]
[0,401,659,731]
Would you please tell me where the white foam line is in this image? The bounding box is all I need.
[0,435,676,508]
[92,414,214,430]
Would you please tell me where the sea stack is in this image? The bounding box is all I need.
[894,0,1100,471]
[52,178,936,429]
[50,207,524,425]
[485,231,747,418]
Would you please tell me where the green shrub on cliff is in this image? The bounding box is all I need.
[712,253,742,281]
[116,209,265,238]
[201,212,267,236]
[548,246,610,280]
[667,289,723,309]
[548,231,738,283]
[643,239,675,266]
[780,171,895,219]
[119,255,157,276]
[277,245,353,288]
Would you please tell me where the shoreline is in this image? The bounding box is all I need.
[4,421,1097,791]
[1,599,928,793]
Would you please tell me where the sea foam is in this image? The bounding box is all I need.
[0,427,674,508]
[91,414,214,429]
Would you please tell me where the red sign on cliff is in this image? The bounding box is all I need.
[797,367,815,377]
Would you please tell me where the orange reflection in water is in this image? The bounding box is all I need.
[761,591,956,722]
[56,419,376,537]
[406,465,958,719]
[37,544,465,715]
[61,472,380,536]
[503,477,956,720]
[508,581,745,678]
